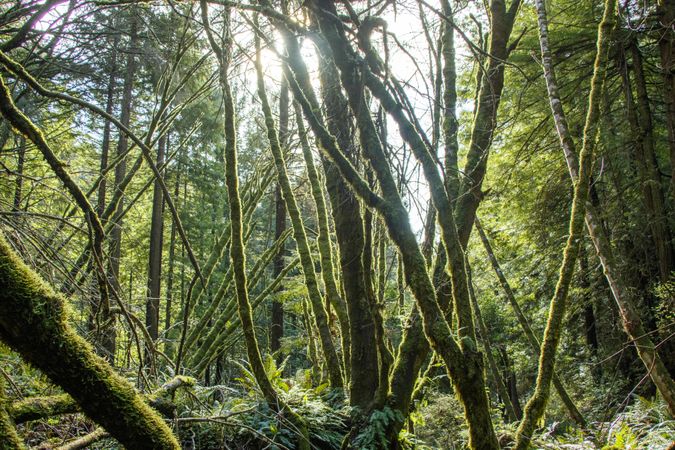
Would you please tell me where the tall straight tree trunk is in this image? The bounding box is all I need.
[618,43,673,284]
[269,78,288,359]
[656,0,675,198]
[12,136,25,212]
[316,41,379,407]
[270,183,285,358]
[97,34,118,219]
[533,0,675,418]
[146,131,166,347]
[578,245,599,355]
[107,15,139,359]
[164,161,180,353]
[628,41,674,281]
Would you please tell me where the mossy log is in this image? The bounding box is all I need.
[9,376,196,424]
[0,233,179,450]
[9,394,77,424]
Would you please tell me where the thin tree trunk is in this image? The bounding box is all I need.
[467,261,519,422]
[97,34,118,219]
[270,183,285,359]
[145,130,166,351]
[269,79,288,359]
[270,70,289,360]
[294,102,351,377]
[201,6,310,448]
[12,136,25,212]
[255,35,343,390]
[107,15,139,360]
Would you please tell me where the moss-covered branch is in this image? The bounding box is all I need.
[0,375,24,450]
[0,233,179,449]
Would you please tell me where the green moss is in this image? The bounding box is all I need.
[9,394,76,424]
[0,233,179,450]
[0,376,25,450]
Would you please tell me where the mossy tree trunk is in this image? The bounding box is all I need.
[476,218,585,426]
[283,3,500,446]
[0,376,24,450]
[294,102,352,377]
[315,34,379,406]
[255,31,343,390]
[0,233,179,449]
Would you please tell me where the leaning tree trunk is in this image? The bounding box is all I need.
[515,3,615,443]
[476,219,585,426]
[0,234,179,449]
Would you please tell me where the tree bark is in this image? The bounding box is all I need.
[0,234,179,450]
[145,129,166,361]
[107,15,139,360]
[316,39,379,407]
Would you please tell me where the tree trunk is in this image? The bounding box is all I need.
[97,34,118,219]
[270,183,285,359]
[12,136,25,212]
[255,32,343,390]
[316,40,379,407]
[467,261,519,422]
[107,15,139,360]
[0,375,24,450]
[145,129,166,355]
[533,0,675,418]
[618,43,674,283]
[203,8,310,445]
[476,218,585,426]
[295,102,352,378]
[0,234,179,450]
[656,0,675,198]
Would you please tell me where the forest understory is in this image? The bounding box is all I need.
[0,0,674,448]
